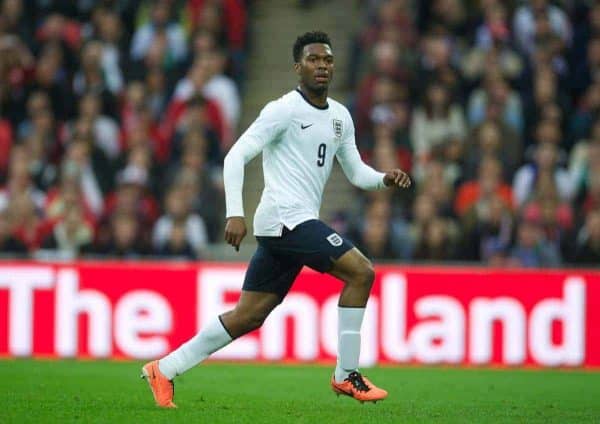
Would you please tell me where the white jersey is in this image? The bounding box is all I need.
[224,89,386,236]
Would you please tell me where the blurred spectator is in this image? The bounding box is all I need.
[427,0,469,37]
[513,0,572,59]
[417,34,461,96]
[419,160,455,217]
[569,120,600,198]
[349,195,398,259]
[174,49,241,132]
[582,167,600,215]
[571,2,600,64]
[73,40,118,116]
[396,192,438,260]
[508,218,561,268]
[40,202,93,259]
[93,210,150,258]
[464,13,524,86]
[45,164,99,225]
[26,42,74,121]
[348,0,416,89]
[0,145,46,212]
[7,191,52,251]
[130,0,187,69]
[0,35,35,124]
[461,194,514,262]
[23,132,57,191]
[153,185,208,259]
[468,72,524,135]
[122,104,167,163]
[523,68,570,144]
[521,171,574,256]
[73,92,120,160]
[186,0,247,81]
[513,141,575,209]
[1,0,32,45]
[413,216,459,261]
[455,157,512,217]
[163,93,228,152]
[463,120,519,180]
[410,82,466,179]
[93,9,125,96]
[0,209,27,256]
[61,139,105,216]
[570,81,600,143]
[155,220,197,260]
[36,13,82,53]
[145,67,169,120]
[187,0,247,54]
[170,166,221,243]
[117,144,162,197]
[354,40,410,137]
[572,209,600,265]
[102,164,159,231]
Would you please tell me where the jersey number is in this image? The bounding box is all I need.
[317,143,326,167]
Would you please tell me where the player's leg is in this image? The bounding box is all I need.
[329,247,374,307]
[142,290,280,408]
[157,290,280,377]
[273,220,385,400]
[327,248,373,377]
[157,243,298,378]
[327,248,387,402]
[143,243,300,407]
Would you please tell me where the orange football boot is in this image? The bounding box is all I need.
[331,371,388,403]
[141,360,177,408]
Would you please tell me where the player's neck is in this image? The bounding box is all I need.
[298,84,328,108]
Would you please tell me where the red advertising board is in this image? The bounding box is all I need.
[0,261,599,367]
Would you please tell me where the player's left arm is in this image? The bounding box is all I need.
[336,117,411,190]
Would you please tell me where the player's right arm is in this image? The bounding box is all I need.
[223,100,289,250]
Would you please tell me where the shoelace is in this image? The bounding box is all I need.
[345,371,370,392]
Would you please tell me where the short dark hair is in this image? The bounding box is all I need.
[293,31,331,62]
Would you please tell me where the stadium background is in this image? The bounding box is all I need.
[0,0,599,422]
[0,0,600,265]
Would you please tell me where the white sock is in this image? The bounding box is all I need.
[158,316,233,380]
[334,306,365,383]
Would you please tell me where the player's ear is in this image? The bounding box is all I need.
[293,62,301,75]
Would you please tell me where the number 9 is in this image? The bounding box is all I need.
[317,143,326,167]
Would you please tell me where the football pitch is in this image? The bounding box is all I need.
[1,360,599,423]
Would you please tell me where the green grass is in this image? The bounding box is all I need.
[1,360,599,423]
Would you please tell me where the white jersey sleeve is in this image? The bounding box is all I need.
[335,115,386,190]
[223,100,290,218]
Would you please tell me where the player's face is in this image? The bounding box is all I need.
[295,43,334,92]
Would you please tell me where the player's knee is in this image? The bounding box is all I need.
[361,262,375,289]
[348,260,375,291]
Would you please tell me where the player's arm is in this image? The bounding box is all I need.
[336,120,411,190]
[223,101,288,250]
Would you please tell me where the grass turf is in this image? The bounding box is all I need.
[1,360,599,423]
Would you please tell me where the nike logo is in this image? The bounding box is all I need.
[301,123,313,130]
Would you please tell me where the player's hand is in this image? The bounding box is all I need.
[383,169,412,188]
[224,217,247,252]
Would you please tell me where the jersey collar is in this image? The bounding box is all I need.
[295,88,329,110]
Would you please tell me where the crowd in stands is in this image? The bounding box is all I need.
[341,0,600,266]
[0,0,247,259]
[1,0,599,267]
